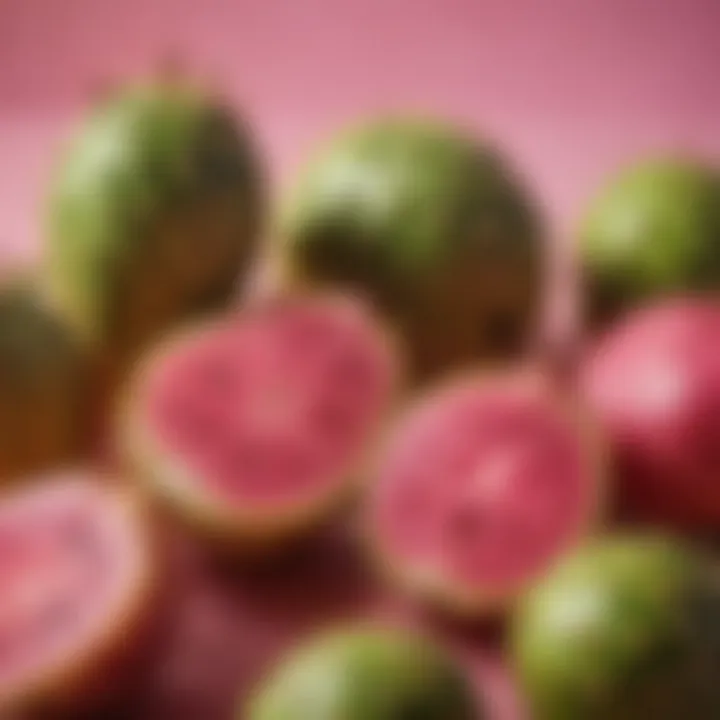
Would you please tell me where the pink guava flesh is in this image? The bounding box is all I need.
[369,377,596,601]
[0,475,146,697]
[142,295,396,513]
[581,299,720,527]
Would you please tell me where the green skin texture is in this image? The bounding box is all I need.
[47,81,264,365]
[282,118,543,380]
[0,279,85,480]
[581,158,720,325]
[247,628,480,720]
[512,536,720,720]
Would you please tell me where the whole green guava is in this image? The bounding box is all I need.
[0,275,88,481]
[580,158,720,325]
[512,535,720,720]
[46,79,265,371]
[281,118,544,381]
[247,627,481,720]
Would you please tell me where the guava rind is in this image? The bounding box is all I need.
[281,117,544,380]
[246,626,481,720]
[580,157,720,326]
[46,79,265,372]
[512,535,720,720]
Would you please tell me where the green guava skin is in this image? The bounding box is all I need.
[512,536,720,720]
[46,80,265,370]
[580,158,720,326]
[281,118,544,381]
[0,277,87,481]
[247,627,481,720]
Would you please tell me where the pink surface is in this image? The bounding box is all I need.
[1,0,720,257]
[0,1,719,718]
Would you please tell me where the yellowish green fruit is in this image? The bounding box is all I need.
[247,626,481,720]
[281,117,544,381]
[513,535,720,720]
[47,78,265,375]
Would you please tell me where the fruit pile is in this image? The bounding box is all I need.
[0,72,719,719]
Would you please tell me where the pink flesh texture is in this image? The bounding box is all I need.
[372,382,591,593]
[583,299,720,524]
[0,477,143,693]
[145,297,394,511]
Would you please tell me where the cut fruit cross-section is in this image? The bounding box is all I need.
[367,371,603,617]
[124,292,401,552]
[0,472,156,715]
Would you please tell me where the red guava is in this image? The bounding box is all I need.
[124,292,401,552]
[367,370,603,616]
[0,472,158,716]
[581,298,720,529]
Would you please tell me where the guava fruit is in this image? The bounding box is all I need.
[246,625,480,719]
[0,275,88,482]
[46,77,265,377]
[0,471,158,716]
[512,535,720,720]
[280,117,544,381]
[580,157,720,325]
[366,370,603,617]
[581,297,720,528]
[123,292,401,552]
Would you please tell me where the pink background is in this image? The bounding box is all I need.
[0,2,719,718]
[1,0,720,257]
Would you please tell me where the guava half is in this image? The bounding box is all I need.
[367,370,603,616]
[0,472,157,716]
[124,292,401,552]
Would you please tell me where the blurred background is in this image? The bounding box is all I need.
[1,0,719,260]
[0,3,719,718]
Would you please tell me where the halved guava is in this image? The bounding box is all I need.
[124,292,401,551]
[367,370,603,616]
[0,472,157,715]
